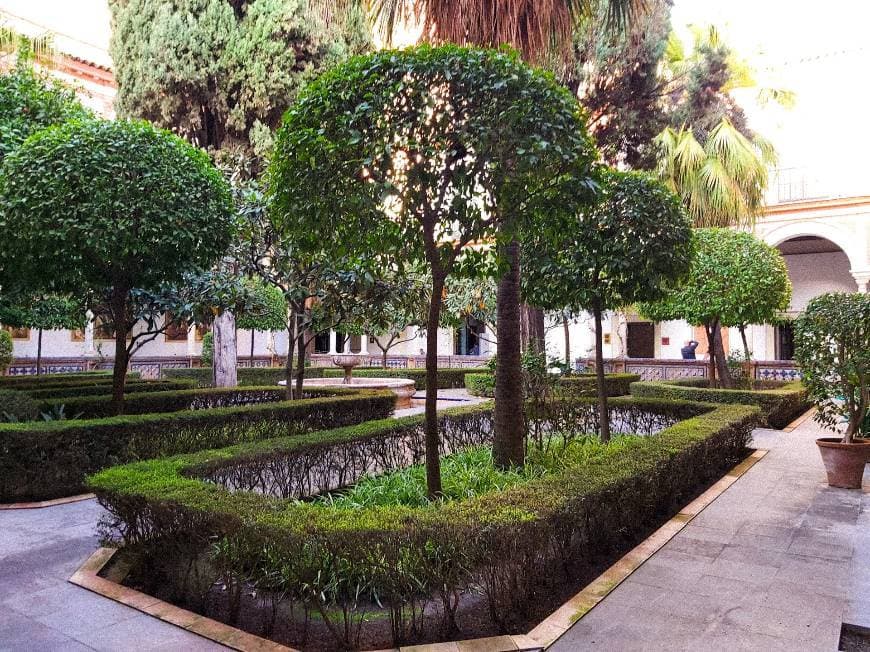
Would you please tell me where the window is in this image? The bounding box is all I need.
[455,319,485,356]
[314,332,330,354]
[3,325,30,340]
[776,324,795,361]
[164,314,189,342]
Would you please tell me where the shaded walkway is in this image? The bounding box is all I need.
[551,415,869,651]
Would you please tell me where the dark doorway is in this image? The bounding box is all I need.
[627,322,655,358]
[776,324,795,360]
[455,319,485,356]
[314,332,330,354]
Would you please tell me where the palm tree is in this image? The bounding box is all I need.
[367,0,637,61]
[656,118,777,386]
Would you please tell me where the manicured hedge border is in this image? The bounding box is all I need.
[90,397,758,648]
[465,372,640,398]
[0,371,141,391]
[0,387,394,502]
[629,379,809,429]
[37,386,296,419]
[26,379,197,400]
[162,366,326,387]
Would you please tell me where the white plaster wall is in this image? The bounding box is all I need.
[782,251,857,312]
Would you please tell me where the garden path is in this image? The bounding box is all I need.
[551,414,870,651]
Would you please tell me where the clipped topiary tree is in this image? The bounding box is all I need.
[270,45,597,494]
[235,279,288,364]
[525,169,693,440]
[0,119,235,412]
[640,228,791,388]
[0,295,86,375]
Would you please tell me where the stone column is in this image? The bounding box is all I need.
[358,334,369,355]
[853,272,870,293]
[84,311,96,356]
[186,323,196,356]
[328,330,338,354]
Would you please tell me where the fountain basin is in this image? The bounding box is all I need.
[281,377,416,409]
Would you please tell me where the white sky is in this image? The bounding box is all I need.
[0,0,865,196]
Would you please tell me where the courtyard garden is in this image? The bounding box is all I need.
[2,2,870,651]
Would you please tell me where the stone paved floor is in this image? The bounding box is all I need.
[393,388,489,418]
[0,498,227,651]
[551,414,870,652]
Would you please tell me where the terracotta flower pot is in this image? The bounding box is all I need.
[816,438,870,489]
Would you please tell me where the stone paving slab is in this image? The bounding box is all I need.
[0,498,227,651]
[551,415,867,651]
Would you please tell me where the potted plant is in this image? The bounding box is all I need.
[794,292,870,488]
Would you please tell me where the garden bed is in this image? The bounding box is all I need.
[163,366,327,387]
[0,371,141,391]
[465,372,640,398]
[629,379,809,429]
[90,397,759,650]
[0,387,394,502]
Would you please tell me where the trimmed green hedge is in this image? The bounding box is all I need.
[465,372,640,398]
[162,366,326,387]
[0,387,394,502]
[26,379,197,400]
[629,379,809,429]
[36,386,298,420]
[0,371,141,392]
[322,366,489,390]
[90,397,758,648]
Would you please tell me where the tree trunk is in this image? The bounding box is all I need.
[713,321,733,389]
[522,305,546,354]
[562,313,570,366]
[36,328,43,376]
[110,288,129,415]
[703,322,717,388]
[594,306,611,442]
[382,347,388,369]
[294,328,306,398]
[250,328,255,365]
[284,321,295,400]
[424,275,445,498]
[212,310,238,388]
[493,240,525,469]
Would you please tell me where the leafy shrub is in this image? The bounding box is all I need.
[0,387,394,501]
[322,366,489,390]
[90,398,758,649]
[794,292,870,441]
[0,389,39,421]
[163,366,326,388]
[629,379,809,429]
[200,331,213,366]
[0,330,12,374]
[0,371,140,391]
[465,372,639,398]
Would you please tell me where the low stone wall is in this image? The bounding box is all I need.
[586,357,801,383]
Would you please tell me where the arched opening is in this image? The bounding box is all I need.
[771,236,857,360]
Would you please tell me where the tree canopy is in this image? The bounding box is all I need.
[109,0,370,159]
[0,118,234,407]
[525,169,693,438]
[270,44,597,492]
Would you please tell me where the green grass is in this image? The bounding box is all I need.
[317,434,641,509]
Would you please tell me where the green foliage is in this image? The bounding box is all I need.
[629,380,809,429]
[0,389,39,422]
[109,0,370,158]
[525,169,693,314]
[0,330,11,373]
[235,279,288,332]
[0,371,137,391]
[794,292,870,441]
[0,386,394,501]
[465,372,639,398]
[25,379,196,400]
[0,54,89,163]
[0,118,235,298]
[639,229,791,329]
[0,295,86,331]
[200,332,214,367]
[89,398,758,647]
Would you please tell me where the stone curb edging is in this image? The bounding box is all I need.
[0,493,95,510]
[528,448,768,649]
[69,547,294,652]
[69,450,767,652]
[782,407,815,433]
